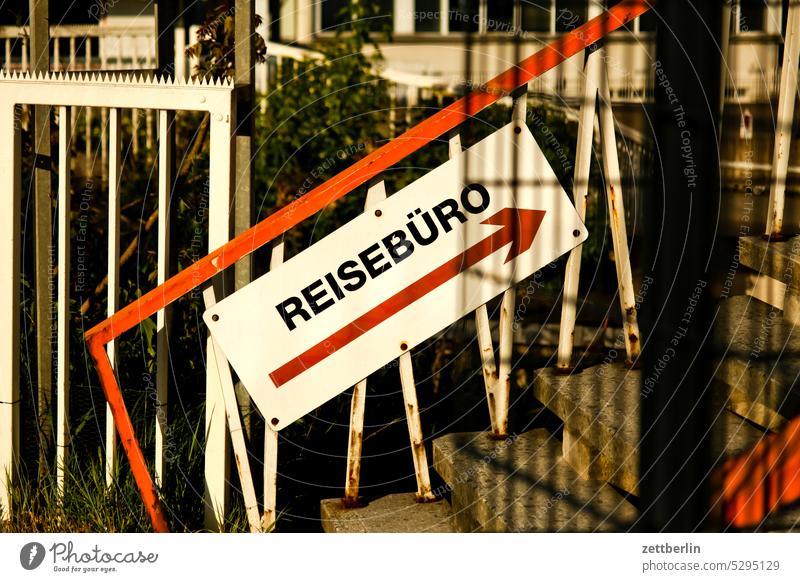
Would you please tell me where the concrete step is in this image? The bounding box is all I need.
[432,429,638,532]
[739,235,800,289]
[533,364,768,495]
[715,295,800,429]
[320,493,456,532]
[738,235,800,323]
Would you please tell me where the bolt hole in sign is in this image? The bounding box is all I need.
[204,122,588,430]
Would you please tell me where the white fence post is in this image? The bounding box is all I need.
[56,105,72,498]
[105,107,121,487]
[0,104,21,522]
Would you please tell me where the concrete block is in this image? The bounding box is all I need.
[432,429,638,532]
[320,493,455,533]
[534,365,767,495]
[715,295,800,426]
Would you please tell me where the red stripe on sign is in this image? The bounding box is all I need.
[269,208,545,388]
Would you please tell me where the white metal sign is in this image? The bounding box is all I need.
[204,122,588,430]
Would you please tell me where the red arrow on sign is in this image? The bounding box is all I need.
[269,207,547,388]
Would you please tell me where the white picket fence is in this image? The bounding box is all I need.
[0,70,237,529]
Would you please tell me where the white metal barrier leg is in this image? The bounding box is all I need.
[262,240,283,529]
[343,180,387,505]
[203,286,262,533]
[766,2,800,238]
[598,60,641,364]
[457,129,500,433]
[556,49,602,370]
[398,352,435,501]
[262,421,278,530]
[493,88,529,437]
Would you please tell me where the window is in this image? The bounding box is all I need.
[415,0,440,32]
[449,0,480,33]
[555,0,586,32]
[521,0,551,32]
[321,0,349,31]
[638,8,658,32]
[367,0,393,32]
[738,0,765,32]
[486,3,514,33]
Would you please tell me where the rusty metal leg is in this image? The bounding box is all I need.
[766,2,800,238]
[598,60,641,364]
[344,377,366,506]
[455,129,501,433]
[343,179,387,505]
[262,426,278,530]
[557,49,601,370]
[493,87,530,437]
[398,352,435,501]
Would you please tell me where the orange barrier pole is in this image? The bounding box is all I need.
[83,0,652,531]
[87,336,169,532]
[713,416,800,528]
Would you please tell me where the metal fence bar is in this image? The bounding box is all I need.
[598,60,641,364]
[765,2,800,238]
[101,107,108,181]
[85,38,92,176]
[146,109,154,156]
[262,241,283,528]
[132,108,140,156]
[155,109,173,487]
[105,107,122,486]
[557,49,602,370]
[202,286,262,533]
[343,180,386,505]
[56,105,71,498]
[0,105,21,521]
